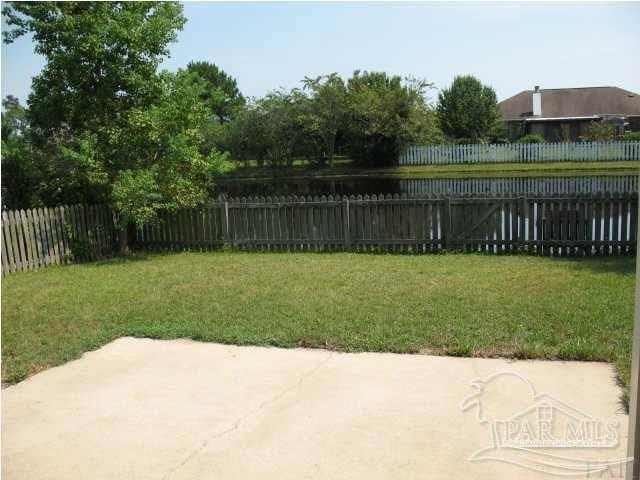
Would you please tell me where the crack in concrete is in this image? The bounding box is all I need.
[161,351,335,479]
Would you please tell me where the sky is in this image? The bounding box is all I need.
[2,1,639,105]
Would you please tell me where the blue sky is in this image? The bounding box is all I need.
[2,2,639,105]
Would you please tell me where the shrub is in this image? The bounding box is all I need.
[516,134,545,144]
[345,71,439,166]
[63,224,91,261]
[437,75,501,142]
[582,121,616,141]
[622,132,640,142]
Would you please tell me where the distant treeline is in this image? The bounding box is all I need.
[0,2,553,252]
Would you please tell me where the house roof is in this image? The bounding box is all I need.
[499,86,640,121]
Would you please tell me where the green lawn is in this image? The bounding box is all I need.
[224,159,640,181]
[1,252,635,405]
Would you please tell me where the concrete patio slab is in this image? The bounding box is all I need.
[1,337,630,479]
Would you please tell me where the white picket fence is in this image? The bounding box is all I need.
[399,175,638,196]
[399,141,640,165]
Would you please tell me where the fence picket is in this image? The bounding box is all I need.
[1,213,10,275]
[13,210,28,271]
[7,211,22,271]
[2,211,16,273]
[19,209,35,270]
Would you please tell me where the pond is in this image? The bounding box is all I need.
[215,175,638,198]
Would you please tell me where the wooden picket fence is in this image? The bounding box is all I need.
[399,141,640,165]
[1,204,116,275]
[137,194,638,257]
[3,194,637,275]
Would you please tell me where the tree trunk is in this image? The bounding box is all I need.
[118,223,136,256]
[327,137,335,167]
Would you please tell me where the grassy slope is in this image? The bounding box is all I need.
[2,252,635,404]
[222,159,640,181]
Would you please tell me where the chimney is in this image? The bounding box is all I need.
[532,86,542,117]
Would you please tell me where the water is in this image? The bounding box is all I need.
[215,175,637,197]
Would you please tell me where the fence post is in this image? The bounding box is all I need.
[628,196,640,480]
[441,197,452,250]
[520,196,528,252]
[343,197,351,251]
[223,200,230,246]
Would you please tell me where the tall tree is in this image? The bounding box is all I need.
[185,61,245,123]
[1,95,27,139]
[300,74,348,167]
[225,102,268,166]
[3,2,229,253]
[109,71,231,235]
[1,96,43,209]
[436,75,500,142]
[258,90,305,168]
[345,71,437,166]
[3,2,186,140]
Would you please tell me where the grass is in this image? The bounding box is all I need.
[223,158,640,181]
[1,251,635,405]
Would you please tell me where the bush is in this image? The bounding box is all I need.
[582,121,615,141]
[622,132,640,142]
[344,71,439,167]
[516,134,545,144]
[63,224,91,261]
[437,75,501,142]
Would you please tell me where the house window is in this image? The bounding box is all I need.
[537,404,553,423]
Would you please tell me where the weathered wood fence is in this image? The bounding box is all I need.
[1,205,116,275]
[399,141,640,165]
[137,194,638,257]
[3,194,637,275]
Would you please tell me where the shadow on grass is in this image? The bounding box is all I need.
[90,250,179,267]
[549,255,636,276]
[88,249,635,271]
[90,247,231,267]
[437,249,635,276]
